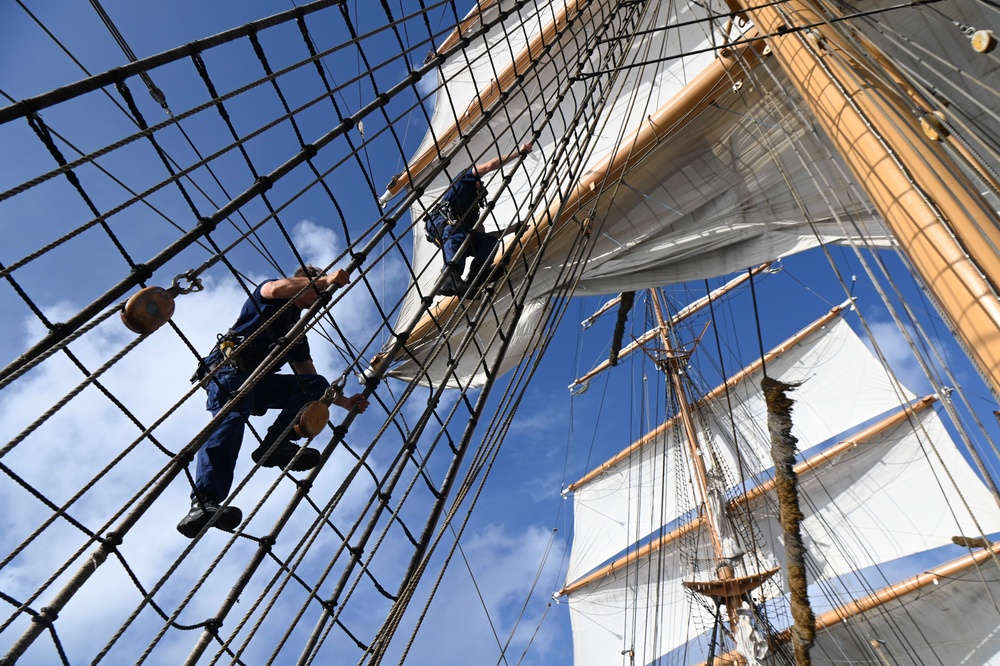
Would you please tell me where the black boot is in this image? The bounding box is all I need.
[438,266,470,298]
[176,496,242,538]
[251,439,321,471]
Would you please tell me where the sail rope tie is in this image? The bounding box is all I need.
[748,267,767,378]
[609,291,635,366]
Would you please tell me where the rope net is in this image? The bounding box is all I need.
[1,0,1000,664]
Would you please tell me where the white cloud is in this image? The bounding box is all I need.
[383,521,568,666]
[415,67,438,108]
[0,271,401,661]
[0,227,569,665]
[863,317,933,395]
[292,218,342,273]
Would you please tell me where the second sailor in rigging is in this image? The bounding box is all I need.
[425,143,532,297]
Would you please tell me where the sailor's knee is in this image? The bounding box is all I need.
[301,374,330,397]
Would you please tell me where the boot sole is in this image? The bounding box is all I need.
[176,507,243,538]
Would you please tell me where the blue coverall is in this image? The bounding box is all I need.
[426,168,499,287]
[194,281,329,502]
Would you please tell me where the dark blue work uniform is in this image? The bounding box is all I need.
[425,168,499,287]
[194,281,329,502]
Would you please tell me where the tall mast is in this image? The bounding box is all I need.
[702,541,1000,666]
[649,289,727,566]
[569,264,772,394]
[568,302,844,492]
[649,290,779,637]
[558,394,939,597]
[735,0,1000,397]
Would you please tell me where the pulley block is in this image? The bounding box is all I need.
[294,401,330,439]
[121,286,176,334]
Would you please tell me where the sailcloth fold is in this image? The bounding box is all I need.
[565,405,1000,665]
[383,0,890,387]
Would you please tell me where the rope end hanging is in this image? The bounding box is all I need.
[608,291,635,366]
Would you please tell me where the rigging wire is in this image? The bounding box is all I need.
[79,0,291,273]
[735,1,1000,646]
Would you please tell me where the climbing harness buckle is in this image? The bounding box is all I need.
[216,330,247,364]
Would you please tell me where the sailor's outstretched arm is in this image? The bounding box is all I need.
[261,269,350,299]
[471,142,532,176]
[334,392,369,413]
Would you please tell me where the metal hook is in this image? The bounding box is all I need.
[171,271,204,295]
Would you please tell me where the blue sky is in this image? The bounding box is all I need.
[2,1,999,665]
[0,2,579,662]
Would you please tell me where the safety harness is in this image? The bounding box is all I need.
[424,171,487,248]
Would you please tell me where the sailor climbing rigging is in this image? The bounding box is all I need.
[427,143,533,297]
[177,265,369,538]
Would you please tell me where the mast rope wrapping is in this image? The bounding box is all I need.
[761,376,815,665]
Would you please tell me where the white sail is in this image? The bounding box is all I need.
[384,0,892,387]
[810,565,1000,665]
[565,405,1000,664]
[566,314,915,581]
[566,538,719,665]
[753,407,1000,582]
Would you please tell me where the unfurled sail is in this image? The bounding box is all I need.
[561,308,1000,664]
[565,311,917,583]
[810,561,1000,664]
[380,0,896,387]
[4,0,1000,663]
[750,407,1000,582]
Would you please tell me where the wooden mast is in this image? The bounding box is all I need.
[649,290,727,565]
[568,302,845,491]
[701,539,1000,666]
[649,290,780,634]
[569,263,773,393]
[733,0,1000,397]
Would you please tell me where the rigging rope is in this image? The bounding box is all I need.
[5,0,1000,664]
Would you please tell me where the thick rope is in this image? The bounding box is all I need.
[761,376,814,665]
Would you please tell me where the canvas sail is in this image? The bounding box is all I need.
[4,0,1000,664]
[566,313,915,581]
[564,402,1000,664]
[809,564,1000,665]
[381,0,894,387]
